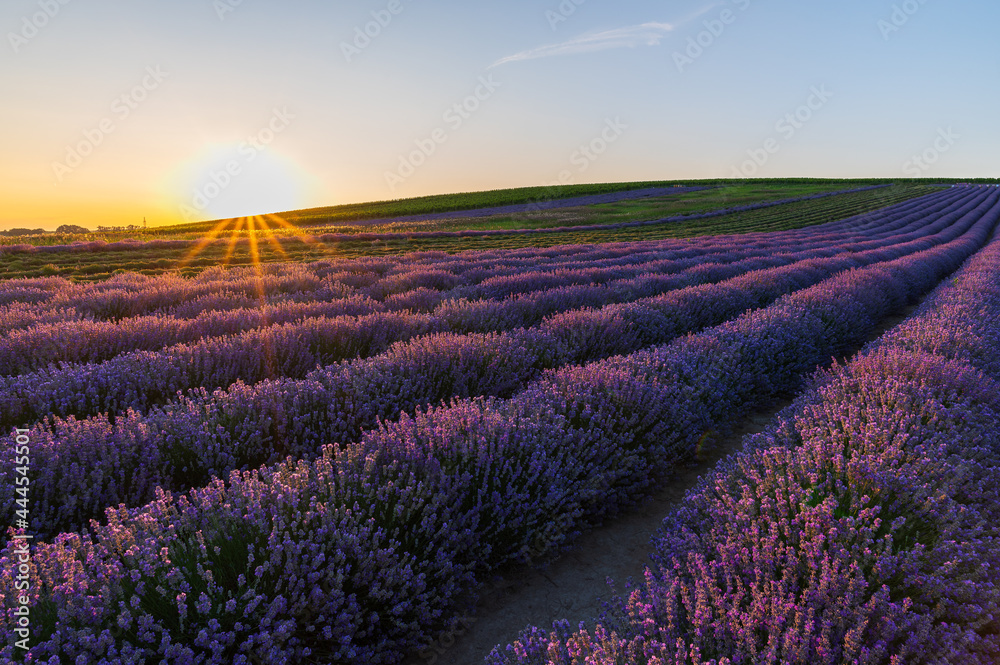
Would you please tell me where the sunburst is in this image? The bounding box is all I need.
[177,217,233,269]
[175,213,331,378]
[220,217,247,265]
[176,213,326,272]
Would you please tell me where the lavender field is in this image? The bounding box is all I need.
[2,184,1000,664]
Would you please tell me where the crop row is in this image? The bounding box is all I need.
[0,296,386,376]
[317,185,709,225]
[0,245,897,376]
[0,188,968,376]
[4,188,945,284]
[3,188,994,537]
[286,185,889,243]
[490,212,1000,665]
[0,186,929,323]
[160,182,711,234]
[2,190,995,540]
[0,235,830,327]
[3,188,995,664]
[0,188,982,431]
[0,184,924,321]
[0,186,880,260]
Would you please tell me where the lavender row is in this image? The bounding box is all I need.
[0,245,871,376]
[0,253,924,423]
[2,189,992,664]
[304,184,888,236]
[0,239,809,328]
[339,186,710,225]
[490,210,1000,665]
[0,189,961,377]
[0,187,950,325]
[361,186,962,305]
[0,189,981,428]
[0,188,953,339]
[0,186,884,260]
[0,264,854,537]
[2,189,994,547]
[0,263,338,313]
[0,194,982,536]
[0,296,392,376]
[532,189,988,359]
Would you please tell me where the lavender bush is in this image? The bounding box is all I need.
[0,188,961,375]
[0,187,985,434]
[490,197,1000,665]
[2,188,997,663]
[4,188,992,539]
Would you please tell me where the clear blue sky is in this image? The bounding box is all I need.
[1,0,997,229]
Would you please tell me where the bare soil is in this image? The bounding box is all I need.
[404,302,921,665]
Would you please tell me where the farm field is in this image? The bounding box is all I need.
[0,181,932,281]
[2,182,1000,664]
[1,179,894,246]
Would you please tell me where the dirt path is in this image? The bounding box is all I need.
[405,303,921,665]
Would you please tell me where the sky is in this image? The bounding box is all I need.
[1,0,998,231]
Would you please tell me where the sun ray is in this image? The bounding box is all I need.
[253,216,289,261]
[245,216,265,297]
[263,213,337,261]
[263,213,310,236]
[176,217,234,269]
[244,216,279,378]
[221,217,247,267]
[264,213,329,251]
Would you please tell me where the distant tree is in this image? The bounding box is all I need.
[56,224,91,234]
[0,228,46,236]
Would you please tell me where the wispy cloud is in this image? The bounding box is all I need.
[490,22,675,68]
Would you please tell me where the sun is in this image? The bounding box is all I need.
[173,144,310,223]
[169,145,331,331]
